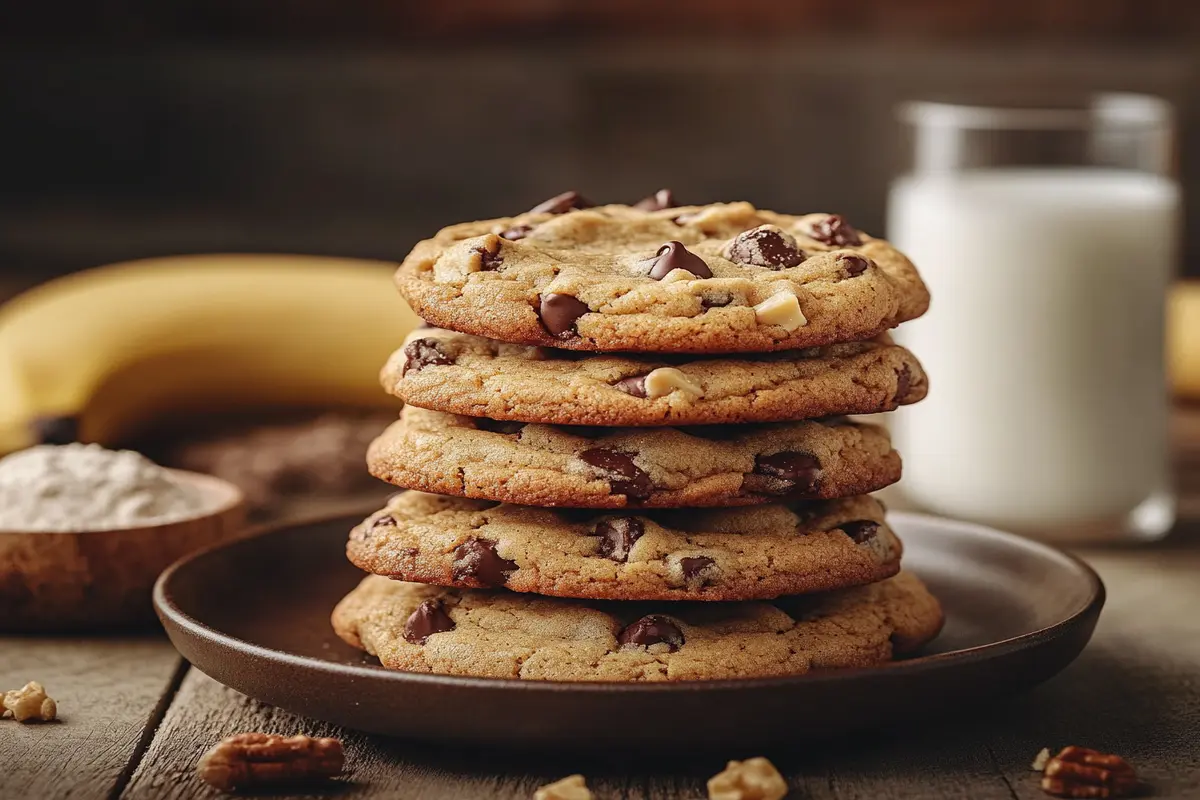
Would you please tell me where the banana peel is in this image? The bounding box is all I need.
[0,254,419,452]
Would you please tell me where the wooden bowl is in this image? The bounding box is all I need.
[0,470,245,632]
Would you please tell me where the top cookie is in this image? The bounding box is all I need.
[395,194,929,353]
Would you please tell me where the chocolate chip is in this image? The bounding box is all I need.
[596,517,645,562]
[680,555,717,587]
[473,244,503,270]
[579,448,654,502]
[726,227,806,268]
[646,241,713,280]
[613,375,648,398]
[402,338,453,376]
[538,293,590,337]
[403,599,456,644]
[370,514,396,530]
[743,452,821,496]
[809,214,863,246]
[895,364,913,402]
[474,418,526,434]
[31,415,78,445]
[528,191,593,215]
[634,189,676,211]
[618,615,684,651]
[500,224,533,241]
[841,520,880,544]
[452,538,518,587]
[839,254,870,277]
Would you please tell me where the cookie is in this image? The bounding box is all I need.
[367,407,901,508]
[331,571,943,681]
[348,491,901,601]
[395,197,929,353]
[386,327,928,426]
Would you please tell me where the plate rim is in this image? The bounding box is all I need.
[153,509,1105,693]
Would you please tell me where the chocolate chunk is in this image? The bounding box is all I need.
[500,224,533,241]
[473,244,503,271]
[538,293,590,337]
[646,241,713,280]
[726,227,806,268]
[839,254,869,277]
[618,614,685,651]
[403,599,456,644]
[841,520,880,544]
[744,452,821,496]
[895,364,913,402]
[595,517,645,562]
[634,189,676,211]
[402,338,453,376]
[474,418,526,434]
[579,448,654,501]
[701,292,733,309]
[452,538,518,587]
[809,214,863,246]
[613,375,648,398]
[31,415,79,445]
[680,555,717,586]
[528,191,593,215]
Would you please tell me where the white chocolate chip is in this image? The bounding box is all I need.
[753,292,807,331]
[535,774,594,800]
[643,367,703,399]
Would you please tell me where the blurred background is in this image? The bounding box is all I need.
[2,0,1198,284]
[2,0,1199,525]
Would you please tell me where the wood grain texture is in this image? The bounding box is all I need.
[0,637,183,800]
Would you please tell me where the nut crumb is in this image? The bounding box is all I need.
[708,757,788,800]
[753,292,807,331]
[1041,746,1138,798]
[196,733,344,793]
[534,774,593,800]
[1032,747,1052,771]
[2,682,57,723]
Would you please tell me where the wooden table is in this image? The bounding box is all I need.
[6,415,1200,800]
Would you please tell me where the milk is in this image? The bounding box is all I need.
[887,169,1178,539]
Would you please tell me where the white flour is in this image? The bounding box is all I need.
[0,443,208,531]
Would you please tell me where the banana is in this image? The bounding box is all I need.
[1169,280,1200,401]
[0,254,419,453]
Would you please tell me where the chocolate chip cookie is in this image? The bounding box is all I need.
[395,197,929,353]
[367,407,901,508]
[387,327,927,426]
[348,491,900,601]
[331,571,943,681]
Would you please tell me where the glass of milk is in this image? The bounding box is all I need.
[887,95,1179,542]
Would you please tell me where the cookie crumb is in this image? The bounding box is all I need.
[2,681,57,723]
[534,774,593,800]
[1032,747,1052,771]
[707,757,788,800]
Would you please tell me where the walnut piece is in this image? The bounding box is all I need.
[533,773,594,800]
[196,733,344,793]
[1041,746,1138,798]
[1032,747,1052,771]
[708,757,788,800]
[2,682,57,723]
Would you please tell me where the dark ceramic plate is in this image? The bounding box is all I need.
[154,512,1103,750]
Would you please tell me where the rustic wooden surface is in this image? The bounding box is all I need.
[3,411,1200,799]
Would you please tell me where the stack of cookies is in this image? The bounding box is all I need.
[332,191,944,682]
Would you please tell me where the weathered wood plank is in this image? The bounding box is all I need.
[0,637,183,800]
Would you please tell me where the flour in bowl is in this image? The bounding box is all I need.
[0,443,209,531]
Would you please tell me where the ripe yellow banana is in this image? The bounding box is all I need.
[0,254,419,453]
[1169,280,1200,401]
